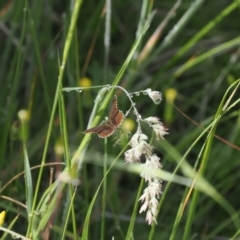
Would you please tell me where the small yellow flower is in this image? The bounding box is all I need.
[122,118,135,132]
[78,77,92,88]
[165,88,177,104]
[0,211,6,226]
[18,109,30,122]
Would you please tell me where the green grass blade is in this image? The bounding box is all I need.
[25,0,51,115]
[30,0,83,234]
[33,182,65,238]
[61,187,77,240]
[0,2,26,164]
[142,0,205,68]
[101,139,108,240]
[23,145,33,216]
[126,178,144,240]
[174,36,240,78]
[171,1,239,64]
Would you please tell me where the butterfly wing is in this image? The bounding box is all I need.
[111,110,124,128]
[108,95,118,120]
[83,124,115,138]
[109,95,124,128]
[83,125,106,134]
[97,125,115,138]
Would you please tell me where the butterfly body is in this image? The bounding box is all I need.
[83,96,124,138]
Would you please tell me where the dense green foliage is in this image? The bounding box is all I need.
[0,0,240,239]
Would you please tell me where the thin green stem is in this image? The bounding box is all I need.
[104,0,111,83]
[126,178,144,240]
[101,139,108,240]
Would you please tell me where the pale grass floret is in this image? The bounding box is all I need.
[145,89,162,104]
[144,117,168,140]
[140,156,161,182]
[139,155,163,224]
[124,133,153,163]
[139,178,162,225]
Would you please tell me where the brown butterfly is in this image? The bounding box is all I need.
[83,95,124,138]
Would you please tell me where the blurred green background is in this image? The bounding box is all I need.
[0,0,240,239]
